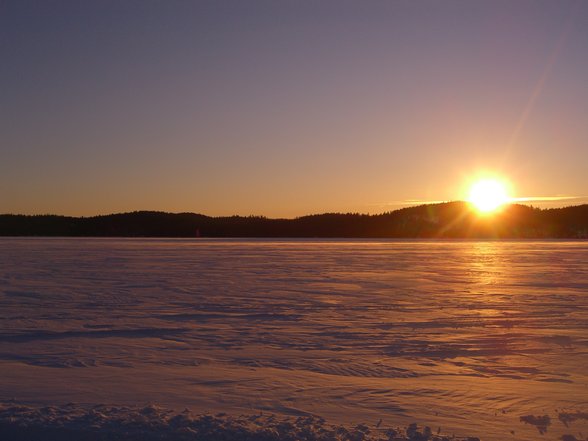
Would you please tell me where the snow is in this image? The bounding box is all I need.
[0,401,481,441]
[1,238,587,440]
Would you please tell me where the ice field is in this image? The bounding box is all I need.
[1,238,587,440]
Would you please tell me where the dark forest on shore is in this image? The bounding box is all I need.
[1,202,587,239]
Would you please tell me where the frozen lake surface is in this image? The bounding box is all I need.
[1,238,587,440]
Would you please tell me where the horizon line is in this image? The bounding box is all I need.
[2,199,588,220]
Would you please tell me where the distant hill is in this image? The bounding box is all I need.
[1,202,588,238]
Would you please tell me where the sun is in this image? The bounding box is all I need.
[468,179,510,213]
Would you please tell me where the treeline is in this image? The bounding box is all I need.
[1,202,588,238]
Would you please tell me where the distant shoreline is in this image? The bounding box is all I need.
[1,201,588,239]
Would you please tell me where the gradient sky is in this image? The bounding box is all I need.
[2,1,587,217]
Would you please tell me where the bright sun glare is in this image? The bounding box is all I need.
[468,179,510,213]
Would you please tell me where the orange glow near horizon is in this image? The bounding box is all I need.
[468,178,510,213]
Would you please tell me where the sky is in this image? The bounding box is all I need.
[1,0,587,217]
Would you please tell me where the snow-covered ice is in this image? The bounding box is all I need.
[1,238,587,440]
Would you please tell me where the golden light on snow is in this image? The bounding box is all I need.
[468,179,510,213]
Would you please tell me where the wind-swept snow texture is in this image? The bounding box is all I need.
[1,238,587,441]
